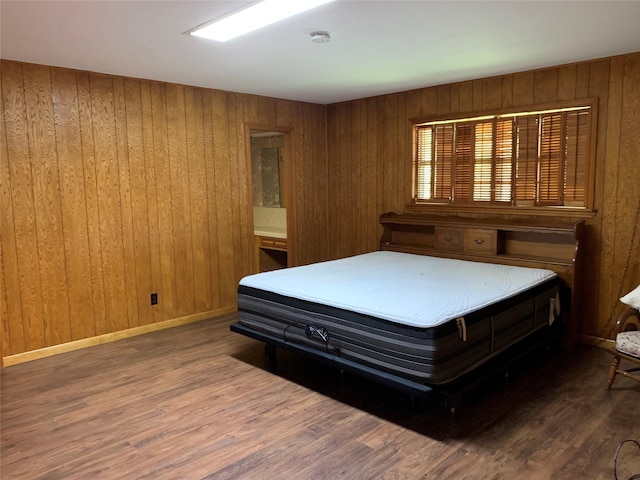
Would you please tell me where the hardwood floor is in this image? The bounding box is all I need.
[2,314,639,479]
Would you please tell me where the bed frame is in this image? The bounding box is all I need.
[231,213,584,411]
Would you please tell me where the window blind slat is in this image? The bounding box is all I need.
[515,116,538,206]
[539,113,563,205]
[415,126,433,200]
[413,105,591,208]
[454,124,472,202]
[494,118,513,203]
[433,125,454,201]
[473,121,493,202]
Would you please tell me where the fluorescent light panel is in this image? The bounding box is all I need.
[190,0,335,42]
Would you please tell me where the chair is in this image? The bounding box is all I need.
[606,307,640,389]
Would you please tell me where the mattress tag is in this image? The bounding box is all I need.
[548,292,562,325]
[456,317,467,342]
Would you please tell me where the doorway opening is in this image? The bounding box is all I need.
[247,126,294,272]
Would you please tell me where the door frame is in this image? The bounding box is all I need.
[245,123,296,273]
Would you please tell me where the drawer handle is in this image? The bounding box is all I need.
[474,239,485,245]
[444,236,453,242]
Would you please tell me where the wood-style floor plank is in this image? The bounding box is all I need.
[1,314,639,479]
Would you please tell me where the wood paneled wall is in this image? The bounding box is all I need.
[0,60,328,358]
[2,53,638,360]
[327,52,640,340]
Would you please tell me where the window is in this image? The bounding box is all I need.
[412,102,595,209]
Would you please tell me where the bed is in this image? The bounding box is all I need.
[231,213,584,407]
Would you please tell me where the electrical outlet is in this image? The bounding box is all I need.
[150,293,158,305]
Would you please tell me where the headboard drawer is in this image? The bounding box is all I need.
[435,227,463,251]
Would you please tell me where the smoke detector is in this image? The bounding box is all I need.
[310,31,331,44]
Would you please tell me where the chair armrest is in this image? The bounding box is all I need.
[616,308,640,333]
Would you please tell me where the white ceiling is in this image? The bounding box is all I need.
[1,1,639,105]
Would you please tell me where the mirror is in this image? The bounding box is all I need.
[251,131,285,207]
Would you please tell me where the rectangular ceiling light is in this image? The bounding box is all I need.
[189,0,336,42]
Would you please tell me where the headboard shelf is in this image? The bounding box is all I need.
[379,212,585,347]
[380,213,583,267]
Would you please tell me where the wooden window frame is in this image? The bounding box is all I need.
[408,99,598,218]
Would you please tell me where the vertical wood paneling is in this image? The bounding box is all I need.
[305,102,321,263]
[405,91,421,211]
[23,65,71,347]
[472,79,483,110]
[123,78,154,326]
[458,81,474,113]
[382,95,399,215]
[533,69,558,103]
[89,73,129,335]
[140,80,164,324]
[202,90,220,309]
[582,60,610,335]
[185,87,212,312]
[298,103,312,261]
[575,63,591,98]
[395,94,407,219]
[0,66,26,355]
[449,84,460,114]
[283,102,298,263]
[352,99,364,252]
[0,239,7,362]
[367,98,381,251]
[51,68,95,340]
[2,61,46,351]
[502,76,513,109]
[77,71,106,338]
[150,81,177,320]
[326,104,339,260]
[437,85,451,115]
[113,77,138,329]
[226,94,245,284]
[557,65,577,100]
[598,57,624,334]
[210,90,235,307]
[0,82,10,358]
[314,103,329,261]
[235,97,250,279]
[336,103,351,255]
[482,77,502,110]
[331,103,349,256]
[165,83,195,317]
[512,72,535,105]
[420,87,438,117]
[4,60,330,359]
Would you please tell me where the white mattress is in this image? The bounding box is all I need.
[239,251,557,329]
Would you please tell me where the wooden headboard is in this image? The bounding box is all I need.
[379,213,585,348]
